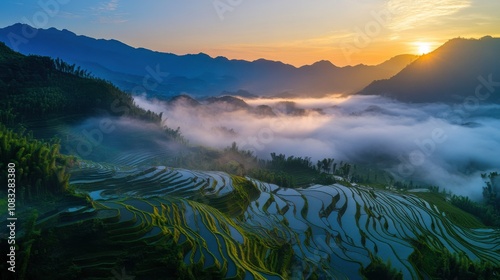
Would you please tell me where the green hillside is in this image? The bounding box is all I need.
[0,42,160,126]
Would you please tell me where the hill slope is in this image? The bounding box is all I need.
[359,37,500,103]
[0,23,417,97]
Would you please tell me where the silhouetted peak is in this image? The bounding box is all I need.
[359,36,500,103]
[253,58,290,66]
[205,95,249,109]
[197,52,210,57]
[215,55,229,61]
[312,60,336,68]
[3,23,27,30]
[253,104,276,117]
[168,94,200,107]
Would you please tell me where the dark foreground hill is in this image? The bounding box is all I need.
[0,42,160,125]
[359,36,500,103]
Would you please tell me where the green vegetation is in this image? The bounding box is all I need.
[211,143,338,188]
[164,125,189,145]
[413,192,485,228]
[482,172,500,211]
[10,195,292,279]
[192,175,261,218]
[359,256,403,280]
[449,172,500,227]
[23,210,193,279]
[171,142,258,175]
[0,42,165,201]
[254,152,336,187]
[0,124,74,201]
[0,42,161,126]
[167,141,337,188]
[450,195,500,227]
[409,235,500,279]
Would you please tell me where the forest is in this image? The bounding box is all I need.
[0,124,73,201]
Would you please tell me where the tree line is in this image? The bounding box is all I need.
[450,172,500,227]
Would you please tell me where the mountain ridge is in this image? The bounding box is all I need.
[359,36,500,103]
[0,23,417,98]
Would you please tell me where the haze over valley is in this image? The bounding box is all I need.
[1,1,500,279]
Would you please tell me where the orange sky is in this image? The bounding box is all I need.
[141,0,500,67]
[2,0,500,67]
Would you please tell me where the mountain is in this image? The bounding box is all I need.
[359,36,500,103]
[205,95,251,111]
[167,94,201,107]
[0,23,417,98]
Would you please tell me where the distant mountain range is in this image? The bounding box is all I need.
[359,36,500,103]
[2,24,496,104]
[165,94,311,117]
[0,23,416,98]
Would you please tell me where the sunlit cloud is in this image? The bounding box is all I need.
[387,0,471,32]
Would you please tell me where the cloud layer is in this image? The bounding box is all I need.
[130,95,500,198]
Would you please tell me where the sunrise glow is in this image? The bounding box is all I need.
[416,42,432,55]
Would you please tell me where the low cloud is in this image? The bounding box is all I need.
[131,94,500,198]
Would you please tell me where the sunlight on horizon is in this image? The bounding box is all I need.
[415,42,432,55]
[242,94,352,109]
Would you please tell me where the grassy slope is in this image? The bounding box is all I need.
[413,192,485,228]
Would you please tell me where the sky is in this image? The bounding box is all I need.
[1,0,499,66]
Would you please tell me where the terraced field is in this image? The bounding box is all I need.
[60,162,500,279]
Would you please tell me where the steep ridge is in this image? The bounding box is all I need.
[359,37,500,103]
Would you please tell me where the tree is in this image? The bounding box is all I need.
[482,172,499,210]
[360,256,403,280]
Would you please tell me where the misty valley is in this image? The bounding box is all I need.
[1,28,500,280]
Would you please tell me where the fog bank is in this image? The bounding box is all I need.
[131,94,500,197]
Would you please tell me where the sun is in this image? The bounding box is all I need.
[416,42,431,55]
